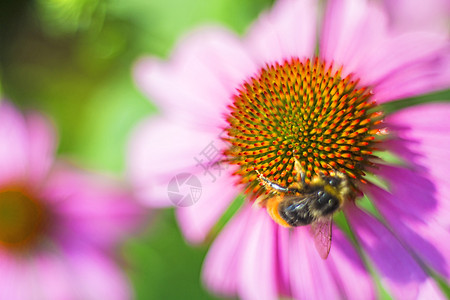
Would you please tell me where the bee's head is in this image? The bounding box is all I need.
[313,189,341,215]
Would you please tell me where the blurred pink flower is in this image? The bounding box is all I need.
[128,0,450,299]
[0,101,144,299]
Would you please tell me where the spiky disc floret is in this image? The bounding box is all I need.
[224,58,384,197]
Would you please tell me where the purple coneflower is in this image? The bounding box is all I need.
[0,101,143,299]
[128,0,450,298]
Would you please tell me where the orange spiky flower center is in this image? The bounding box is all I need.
[224,58,384,197]
[0,188,47,251]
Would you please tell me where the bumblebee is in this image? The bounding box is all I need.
[255,160,354,259]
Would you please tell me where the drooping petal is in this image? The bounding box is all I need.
[31,246,132,300]
[61,247,132,300]
[246,0,317,66]
[42,167,144,248]
[365,180,450,281]
[371,103,450,279]
[360,34,448,101]
[31,249,74,300]
[373,52,450,102]
[0,102,56,187]
[0,102,32,185]
[287,226,340,299]
[285,224,374,300]
[0,248,133,300]
[24,113,56,186]
[128,117,238,243]
[273,224,291,297]
[382,0,450,34]
[237,206,279,300]
[0,252,32,300]
[202,204,279,300]
[204,204,375,300]
[202,204,246,297]
[326,229,375,300]
[320,0,449,102]
[175,170,240,244]
[320,0,388,78]
[134,27,257,130]
[346,204,446,299]
[385,103,450,222]
[127,117,225,207]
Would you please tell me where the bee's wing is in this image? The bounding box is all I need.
[310,218,332,260]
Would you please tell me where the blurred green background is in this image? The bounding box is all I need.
[0,0,272,299]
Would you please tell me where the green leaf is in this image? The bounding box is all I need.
[381,89,450,115]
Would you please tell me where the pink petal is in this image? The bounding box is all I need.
[204,204,374,299]
[320,0,449,102]
[371,46,450,102]
[385,103,450,222]
[25,113,56,186]
[273,225,290,297]
[285,225,374,299]
[0,102,31,185]
[360,33,448,96]
[127,116,229,208]
[345,204,445,299]
[320,0,388,78]
[0,252,32,300]
[286,227,341,299]
[382,0,450,34]
[386,103,450,133]
[203,204,279,300]
[202,204,247,297]
[0,246,132,300]
[326,229,375,300]
[43,167,144,248]
[236,206,279,300]
[32,246,132,300]
[246,0,317,65]
[175,171,239,243]
[0,102,56,187]
[371,104,450,279]
[0,101,55,187]
[365,180,450,281]
[62,247,132,300]
[31,250,74,300]
[128,117,236,243]
[134,27,257,129]
[416,279,448,300]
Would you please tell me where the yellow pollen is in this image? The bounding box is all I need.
[224,58,384,197]
[0,188,47,250]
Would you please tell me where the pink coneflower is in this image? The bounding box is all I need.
[129,0,450,299]
[0,101,143,299]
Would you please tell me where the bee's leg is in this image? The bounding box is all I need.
[253,194,268,207]
[293,158,306,184]
[255,170,289,193]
